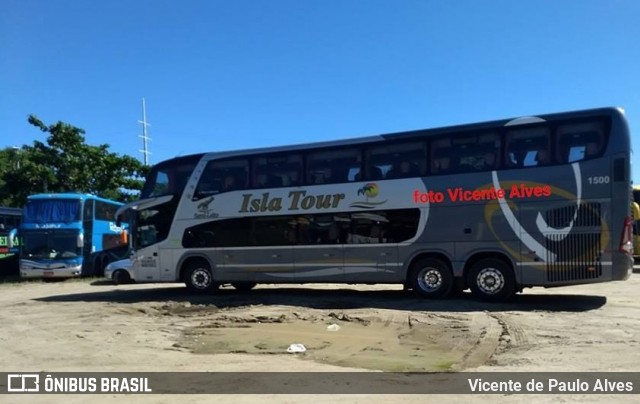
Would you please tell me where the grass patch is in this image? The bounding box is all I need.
[434,359,456,371]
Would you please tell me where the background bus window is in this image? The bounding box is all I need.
[367,142,426,180]
[505,127,551,168]
[252,154,303,189]
[306,148,361,185]
[95,201,118,221]
[557,120,606,163]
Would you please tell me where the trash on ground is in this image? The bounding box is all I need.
[326,323,341,331]
[286,343,306,353]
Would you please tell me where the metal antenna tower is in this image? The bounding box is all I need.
[138,98,152,165]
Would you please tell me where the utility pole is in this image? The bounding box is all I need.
[138,98,152,165]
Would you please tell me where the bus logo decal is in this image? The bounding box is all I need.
[350,183,387,209]
[194,196,219,219]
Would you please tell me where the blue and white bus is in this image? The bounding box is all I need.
[17,193,128,278]
[118,107,633,301]
[0,206,22,261]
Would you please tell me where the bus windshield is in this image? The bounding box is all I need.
[21,229,81,260]
[23,199,81,224]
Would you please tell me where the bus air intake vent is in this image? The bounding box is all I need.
[545,202,601,228]
[544,203,602,282]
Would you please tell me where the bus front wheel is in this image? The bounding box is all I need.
[467,258,516,302]
[185,261,216,293]
[409,257,453,299]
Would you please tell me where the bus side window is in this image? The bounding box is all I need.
[505,127,550,168]
[195,158,248,198]
[253,154,302,188]
[431,148,452,174]
[367,141,425,180]
[557,121,606,163]
[306,148,361,185]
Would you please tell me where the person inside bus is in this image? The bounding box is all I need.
[536,148,550,165]
[354,164,383,181]
[482,152,496,169]
[222,174,237,192]
[255,173,269,188]
[432,155,451,173]
[387,161,417,179]
[585,141,600,158]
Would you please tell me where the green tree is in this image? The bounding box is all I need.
[0,115,148,207]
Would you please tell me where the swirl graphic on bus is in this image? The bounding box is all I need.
[489,163,589,263]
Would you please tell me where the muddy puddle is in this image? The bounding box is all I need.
[156,303,499,372]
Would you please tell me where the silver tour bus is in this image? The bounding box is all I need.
[117,107,633,301]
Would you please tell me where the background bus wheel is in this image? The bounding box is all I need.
[185,261,216,293]
[467,258,515,302]
[409,258,453,299]
[99,257,109,277]
[231,282,257,291]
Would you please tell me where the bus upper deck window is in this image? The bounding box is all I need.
[557,120,606,163]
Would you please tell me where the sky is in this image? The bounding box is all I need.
[1,0,639,181]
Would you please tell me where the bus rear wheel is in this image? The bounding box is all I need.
[185,260,216,293]
[409,257,453,299]
[467,258,516,302]
[231,282,257,291]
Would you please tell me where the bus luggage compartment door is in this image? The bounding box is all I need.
[343,245,399,283]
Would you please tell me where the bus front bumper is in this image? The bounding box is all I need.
[20,264,83,279]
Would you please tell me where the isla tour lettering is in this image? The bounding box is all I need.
[414,184,551,205]
[239,191,346,213]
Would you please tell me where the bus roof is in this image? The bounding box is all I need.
[169,106,626,163]
[27,193,124,205]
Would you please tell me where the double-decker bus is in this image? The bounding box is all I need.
[0,207,22,259]
[117,107,632,301]
[16,193,128,279]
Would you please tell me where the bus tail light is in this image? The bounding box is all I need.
[620,215,633,255]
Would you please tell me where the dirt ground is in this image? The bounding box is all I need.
[1,268,640,404]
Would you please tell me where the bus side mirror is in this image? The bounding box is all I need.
[77,232,84,248]
[632,202,640,221]
[7,229,16,249]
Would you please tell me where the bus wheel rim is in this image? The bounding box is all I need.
[191,269,211,289]
[418,268,442,291]
[476,268,504,294]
